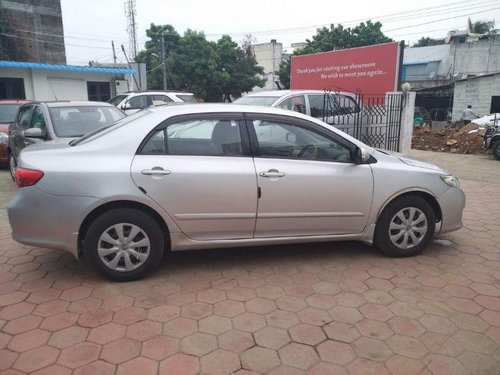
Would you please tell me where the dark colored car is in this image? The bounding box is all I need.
[8,101,125,178]
[0,100,31,167]
[484,123,500,160]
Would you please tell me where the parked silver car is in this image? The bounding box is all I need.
[8,104,465,281]
[8,101,125,179]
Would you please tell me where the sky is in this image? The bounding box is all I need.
[60,0,500,65]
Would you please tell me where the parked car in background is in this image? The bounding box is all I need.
[484,123,500,160]
[8,101,125,178]
[8,104,465,281]
[0,100,31,167]
[109,91,196,115]
[234,90,360,125]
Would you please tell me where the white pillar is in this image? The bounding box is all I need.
[399,91,415,154]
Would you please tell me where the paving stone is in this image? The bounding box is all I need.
[317,340,356,365]
[200,349,241,375]
[241,346,280,373]
[180,332,217,356]
[279,342,319,370]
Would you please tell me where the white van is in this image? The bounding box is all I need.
[108,91,196,115]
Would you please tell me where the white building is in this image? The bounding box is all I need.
[252,39,283,91]
[0,61,139,101]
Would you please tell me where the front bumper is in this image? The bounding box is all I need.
[436,186,465,234]
[8,186,100,258]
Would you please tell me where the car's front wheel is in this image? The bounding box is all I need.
[374,195,435,257]
[84,208,165,281]
[492,139,500,161]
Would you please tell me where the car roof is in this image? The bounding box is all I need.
[241,89,353,98]
[124,91,194,96]
[20,101,117,108]
[0,99,31,105]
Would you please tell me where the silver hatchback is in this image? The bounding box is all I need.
[8,104,465,281]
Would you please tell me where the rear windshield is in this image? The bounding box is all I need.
[108,95,127,106]
[70,109,149,146]
[234,96,280,106]
[176,94,196,103]
[0,104,22,123]
[48,106,126,138]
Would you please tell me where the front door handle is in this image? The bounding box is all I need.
[260,169,285,178]
[141,167,171,176]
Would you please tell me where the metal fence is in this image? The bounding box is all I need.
[322,90,403,152]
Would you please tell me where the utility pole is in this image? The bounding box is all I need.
[161,35,167,90]
[112,41,117,64]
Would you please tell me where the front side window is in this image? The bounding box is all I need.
[17,105,34,129]
[333,94,360,115]
[126,95,149,109]
[251,119,352,162]
[30,106,47,136]
[141,118,245,156]
[277,95,306,114]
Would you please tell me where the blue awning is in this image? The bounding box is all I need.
[0,61,136,74]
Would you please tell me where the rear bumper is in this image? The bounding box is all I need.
[437,186,465,234]
[8,186,100,258]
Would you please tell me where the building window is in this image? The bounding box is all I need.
[87,81,111,102]
[0,78,26,99]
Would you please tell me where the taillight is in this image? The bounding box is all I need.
[15,167,44,187]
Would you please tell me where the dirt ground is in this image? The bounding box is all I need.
[412,123,486,155]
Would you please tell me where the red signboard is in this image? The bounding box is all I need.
[290,42,401,94]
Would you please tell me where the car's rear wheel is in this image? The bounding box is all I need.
[374,195,435,257]
[9,153,16,181]
[84,208,165,281]
[492,140,500,161]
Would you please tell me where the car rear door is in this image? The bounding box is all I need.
[130,113,258,240]
[247,113,374,238]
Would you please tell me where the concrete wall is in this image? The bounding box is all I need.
[0,0,66,64]
[0,67,130,100]
[450,37,500,77]
[452,74,500,121]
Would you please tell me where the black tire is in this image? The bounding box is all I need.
[9,153,16,181]
[492,140,500,161]
[84,208,165,281]
[374,195,435,257]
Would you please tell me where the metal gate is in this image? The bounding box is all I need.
[322,90,403,151]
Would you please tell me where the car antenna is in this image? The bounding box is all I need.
[47,79,59,101]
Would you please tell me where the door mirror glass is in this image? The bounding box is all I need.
[24,128,44,138]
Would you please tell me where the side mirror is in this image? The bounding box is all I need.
[24,128,44,138]
[355,147,370,164]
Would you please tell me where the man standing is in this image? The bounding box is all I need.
[461,105,479,125]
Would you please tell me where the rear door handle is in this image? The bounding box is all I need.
[260,169,285,178]
[141,167,171,176]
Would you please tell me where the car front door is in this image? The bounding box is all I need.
[131,114,258,240]
[247,114,374,238]
[10,105,34,159]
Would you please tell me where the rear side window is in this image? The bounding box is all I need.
[152,95,173,104]
[140,118,245,156]
[176,94,196,103]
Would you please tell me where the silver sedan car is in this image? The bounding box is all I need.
[8,104,465,281]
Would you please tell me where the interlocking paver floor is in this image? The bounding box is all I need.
[0,150,499,374]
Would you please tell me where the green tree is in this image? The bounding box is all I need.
[138,24,265,101]
[277,21,392,89]
[414,37,432,47]
[467,18,495,34]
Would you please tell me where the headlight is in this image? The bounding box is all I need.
[0,132,8,145]
[441,175,460,188]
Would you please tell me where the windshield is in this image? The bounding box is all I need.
[48,106,126,138]
[176,94,196,103]
[234,96,280,106]
[70,109,149,146]
[0,104,22,123]
[108,95,127,106]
